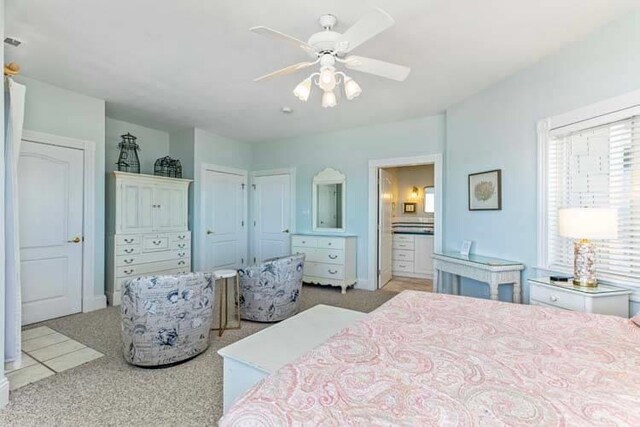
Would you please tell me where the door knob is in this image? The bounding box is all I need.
[67,236,82,243]
[282,229,289,233]
[206,229,214,235]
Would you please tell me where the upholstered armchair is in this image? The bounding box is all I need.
[238,254,305,322]
[121,272,214,367]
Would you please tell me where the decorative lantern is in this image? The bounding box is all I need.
[154,156,182,178]
[115,133,140,173]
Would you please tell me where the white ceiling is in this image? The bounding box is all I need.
[6,0,637,142]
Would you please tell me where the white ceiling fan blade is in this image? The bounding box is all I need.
[250,26,316,54]
[254,61,316,82]
[344,56,410,81]
[336,8,395,53]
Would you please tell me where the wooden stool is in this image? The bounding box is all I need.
[212,269,241,337]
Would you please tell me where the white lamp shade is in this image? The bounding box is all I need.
[558,208,618,240]
[322,91,337,108]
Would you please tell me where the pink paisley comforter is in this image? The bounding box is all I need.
[220,291,640,426]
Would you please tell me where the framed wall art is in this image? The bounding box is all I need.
[468,169,502,211]
[403,202,417,214]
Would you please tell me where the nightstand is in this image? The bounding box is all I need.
[528,277,631,317]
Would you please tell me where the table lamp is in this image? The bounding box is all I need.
[558,208,618,287]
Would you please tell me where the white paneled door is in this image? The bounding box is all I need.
[253,174,291,263]
[378,169,394,288]
[19,141,84,325]
[202,169,246,271]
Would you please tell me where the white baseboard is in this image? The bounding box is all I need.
[0,376,9,408]
[82,294,107,313]
[354,278,374,291]
[107,292,122,307]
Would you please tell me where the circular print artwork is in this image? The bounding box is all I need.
[474,181,495,201]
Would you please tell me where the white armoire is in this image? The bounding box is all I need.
[106,172,192,305]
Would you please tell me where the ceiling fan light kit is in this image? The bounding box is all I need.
[251,8,410,109]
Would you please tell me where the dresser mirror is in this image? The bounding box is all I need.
[312,167,346,232]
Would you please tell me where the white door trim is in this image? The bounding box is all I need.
[250,168,296,263]
[367,154,443,290]
[20,130,100,312]
[197,163,249,271]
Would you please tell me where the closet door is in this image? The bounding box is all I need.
[153,184,187,231]
[120,181,154,234]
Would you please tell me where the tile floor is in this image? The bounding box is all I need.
[4,326,104,391]
[382,276,433,293]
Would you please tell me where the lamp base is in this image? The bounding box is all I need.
[573,239,598,287]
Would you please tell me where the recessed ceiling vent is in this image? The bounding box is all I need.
[4,37,22,47]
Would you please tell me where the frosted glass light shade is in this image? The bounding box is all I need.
[293,78,311,102]
[344,76,362,100]
[558,208,618,240]
[322,91,337,108]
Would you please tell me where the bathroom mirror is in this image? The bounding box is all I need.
[313,168,346,232]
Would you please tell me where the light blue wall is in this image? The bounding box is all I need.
[106,117,170,175]
[17,76,106,297]
[194,128,253,171]
[252,115,446,282]
[444,11,640,306]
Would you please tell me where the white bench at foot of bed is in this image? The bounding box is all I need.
[217,304,365,413]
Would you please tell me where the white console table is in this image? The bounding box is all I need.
[433,252,525,303]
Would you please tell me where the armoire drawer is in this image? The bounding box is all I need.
[115,245,141,256]
[291,236,317,248]
[114,268,189,292]
[116,259,190,278]
[116,250,190,267]
[142,235,169,252]
[170,232,191,242]
[305,262,345,279]
[393,250,414,262]
[171,240,190,250]
[116,235,141,245]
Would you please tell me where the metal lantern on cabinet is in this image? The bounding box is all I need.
[154,156,183,178]
[115,133,141,173]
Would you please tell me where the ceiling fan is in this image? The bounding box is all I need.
[251,8,410,108]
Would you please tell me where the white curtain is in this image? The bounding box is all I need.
[4,78,26,363]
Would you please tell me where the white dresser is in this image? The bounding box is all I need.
[106,172,192,305]
[392,234,434,279]
[528,277,631,317]
[291,234,357,294]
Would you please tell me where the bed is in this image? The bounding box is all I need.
[220,291,640,426]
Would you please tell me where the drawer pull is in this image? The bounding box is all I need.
[124,248,134,254]
[178,235,185,240]
[178,252,186,257]
[302,241,306,244]
[178,261,186,266]
[124,259,134,264]
[178,244,186,249]
[328,269,338,275]
[399,253,406,257]
[399,264,406,268]
[550,296,558,302]
[124,238,134,244]
[328,242,332,246]
[153,240,162,245]
[328,254,338,259]
[124,269,134,275]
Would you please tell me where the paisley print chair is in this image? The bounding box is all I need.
[238,254,305,322]
[121,272,214,367]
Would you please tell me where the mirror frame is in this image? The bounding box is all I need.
[312,167,346,232]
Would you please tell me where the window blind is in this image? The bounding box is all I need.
[547,115,640,282]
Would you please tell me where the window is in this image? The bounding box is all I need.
[540,98,640,285]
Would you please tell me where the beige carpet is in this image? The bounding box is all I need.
[0,285,397,426]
